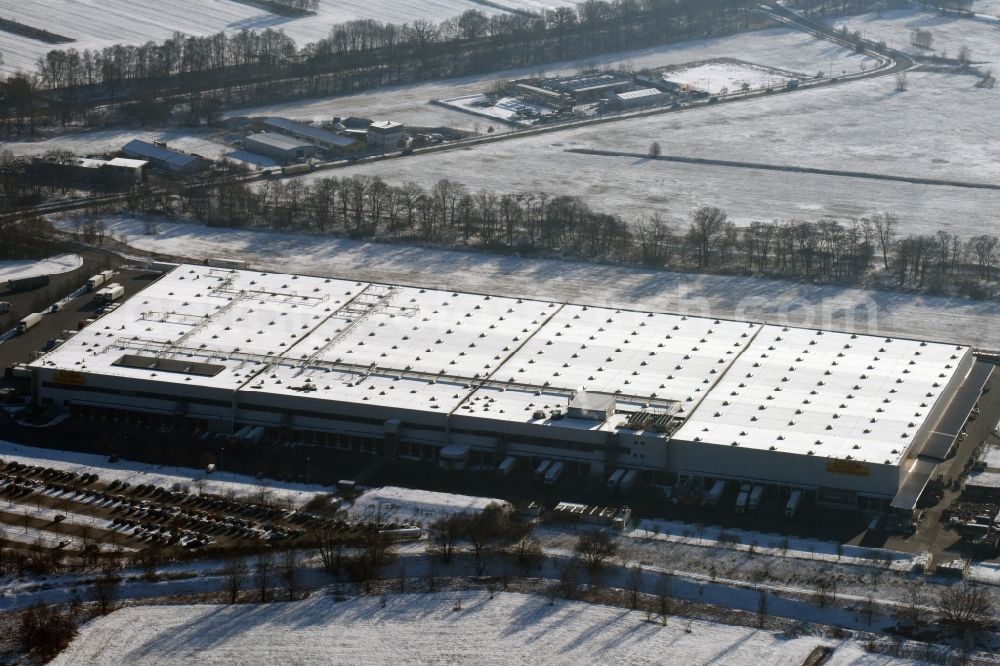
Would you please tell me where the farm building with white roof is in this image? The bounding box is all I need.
[28,265,989,513]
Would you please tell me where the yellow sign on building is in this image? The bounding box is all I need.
[826,459,870,477]
[52,370,85,386]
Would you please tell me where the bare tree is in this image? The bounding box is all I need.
[91,561,121,615]
[814,576,837,608]
[280,549,301,601]
[860,594,876,627]
[895,72,908,92]
[429,513,467,564]
[628,565,643,609]
[224,555,248,604]
[575,530,618,572]
[315,525,344,575]
[757,589,768,628]
[656,573,673,625]
[936,583,993,632]
[255,549,273,602]
[648,141,662,157]
[512,534,542,574]
[872,211,897,269]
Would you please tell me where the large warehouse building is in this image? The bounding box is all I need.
[29,265,988,513]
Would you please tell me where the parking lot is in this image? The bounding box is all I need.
[1,267,155,382]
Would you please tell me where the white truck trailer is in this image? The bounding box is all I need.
[497,456,516,478]
[606,468,625,492]
[735,483,751,513]
[704,480,725,507]
[85,274,106,290]
[785,490,802,517]
[534,459,552,481]
[97,283,125,304]
[618,469,638,495]
[16,312,42,334]
[544,461,564,486]
[748,485,764,511]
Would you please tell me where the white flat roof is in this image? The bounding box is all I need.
[674,325,969,465]
[32,265,971,453]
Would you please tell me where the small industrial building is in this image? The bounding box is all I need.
[29,265,988,515]
[122,140,210,175]
[31,156,147,188]
[260,117,364,156]
[244,133,315,164]
[549,71,631,102]
[368,121,406,153]
[611,88,667,109]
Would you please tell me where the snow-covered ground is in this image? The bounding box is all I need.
[347,486,504,524]
[665,61,793,93]
[828,8,1000,64]
[973,0,1000,18]
[51,216,1000,350]
[0,253,81,282]
[0,128,244,166]
[629,519,924,573]
[228,27,873,134]
[50,591,920,665]
[0,440,328,508]
[0,0,509,74]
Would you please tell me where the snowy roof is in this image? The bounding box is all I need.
[674,325,970,465]
[615,88,663,101]
[107,157,148,169]
[246,133,314,151]
[122,140,203,168]
[31,265,971,451]
[983,445,1000,472]
[369,121,403,132]
[262,117,358,148]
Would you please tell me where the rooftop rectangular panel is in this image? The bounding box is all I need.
[112,354,225,377]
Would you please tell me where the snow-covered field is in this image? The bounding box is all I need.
[50,591,915,665]
[0,0,509,74]
[347,486,504,524]
[53,216,1000,349]
[665,61,792,93]
[323,65,1000,236]
[0,440,327,508]
[229,27,874,133]
[0,253,81,282]
[828,8,1000,64]
[973,0,1000,18]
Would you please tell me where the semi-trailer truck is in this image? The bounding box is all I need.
[497,456,516,478]
[543,461,564,486]
[534,459,552,481]
[606,468,625,492]
[16,312,42,334]
[785,490,802,517]
[85,274,106,290]
[704,480,725,507]
[618,469,638,495]
[7,275,49,292]
[735,483,751,513]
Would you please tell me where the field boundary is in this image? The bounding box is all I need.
[0,16,74,44]
[566,148,1000,191]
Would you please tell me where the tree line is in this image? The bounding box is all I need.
[76,170,997,299]
[5,0,891,134]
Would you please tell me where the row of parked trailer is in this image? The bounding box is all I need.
[703,479,801,517]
